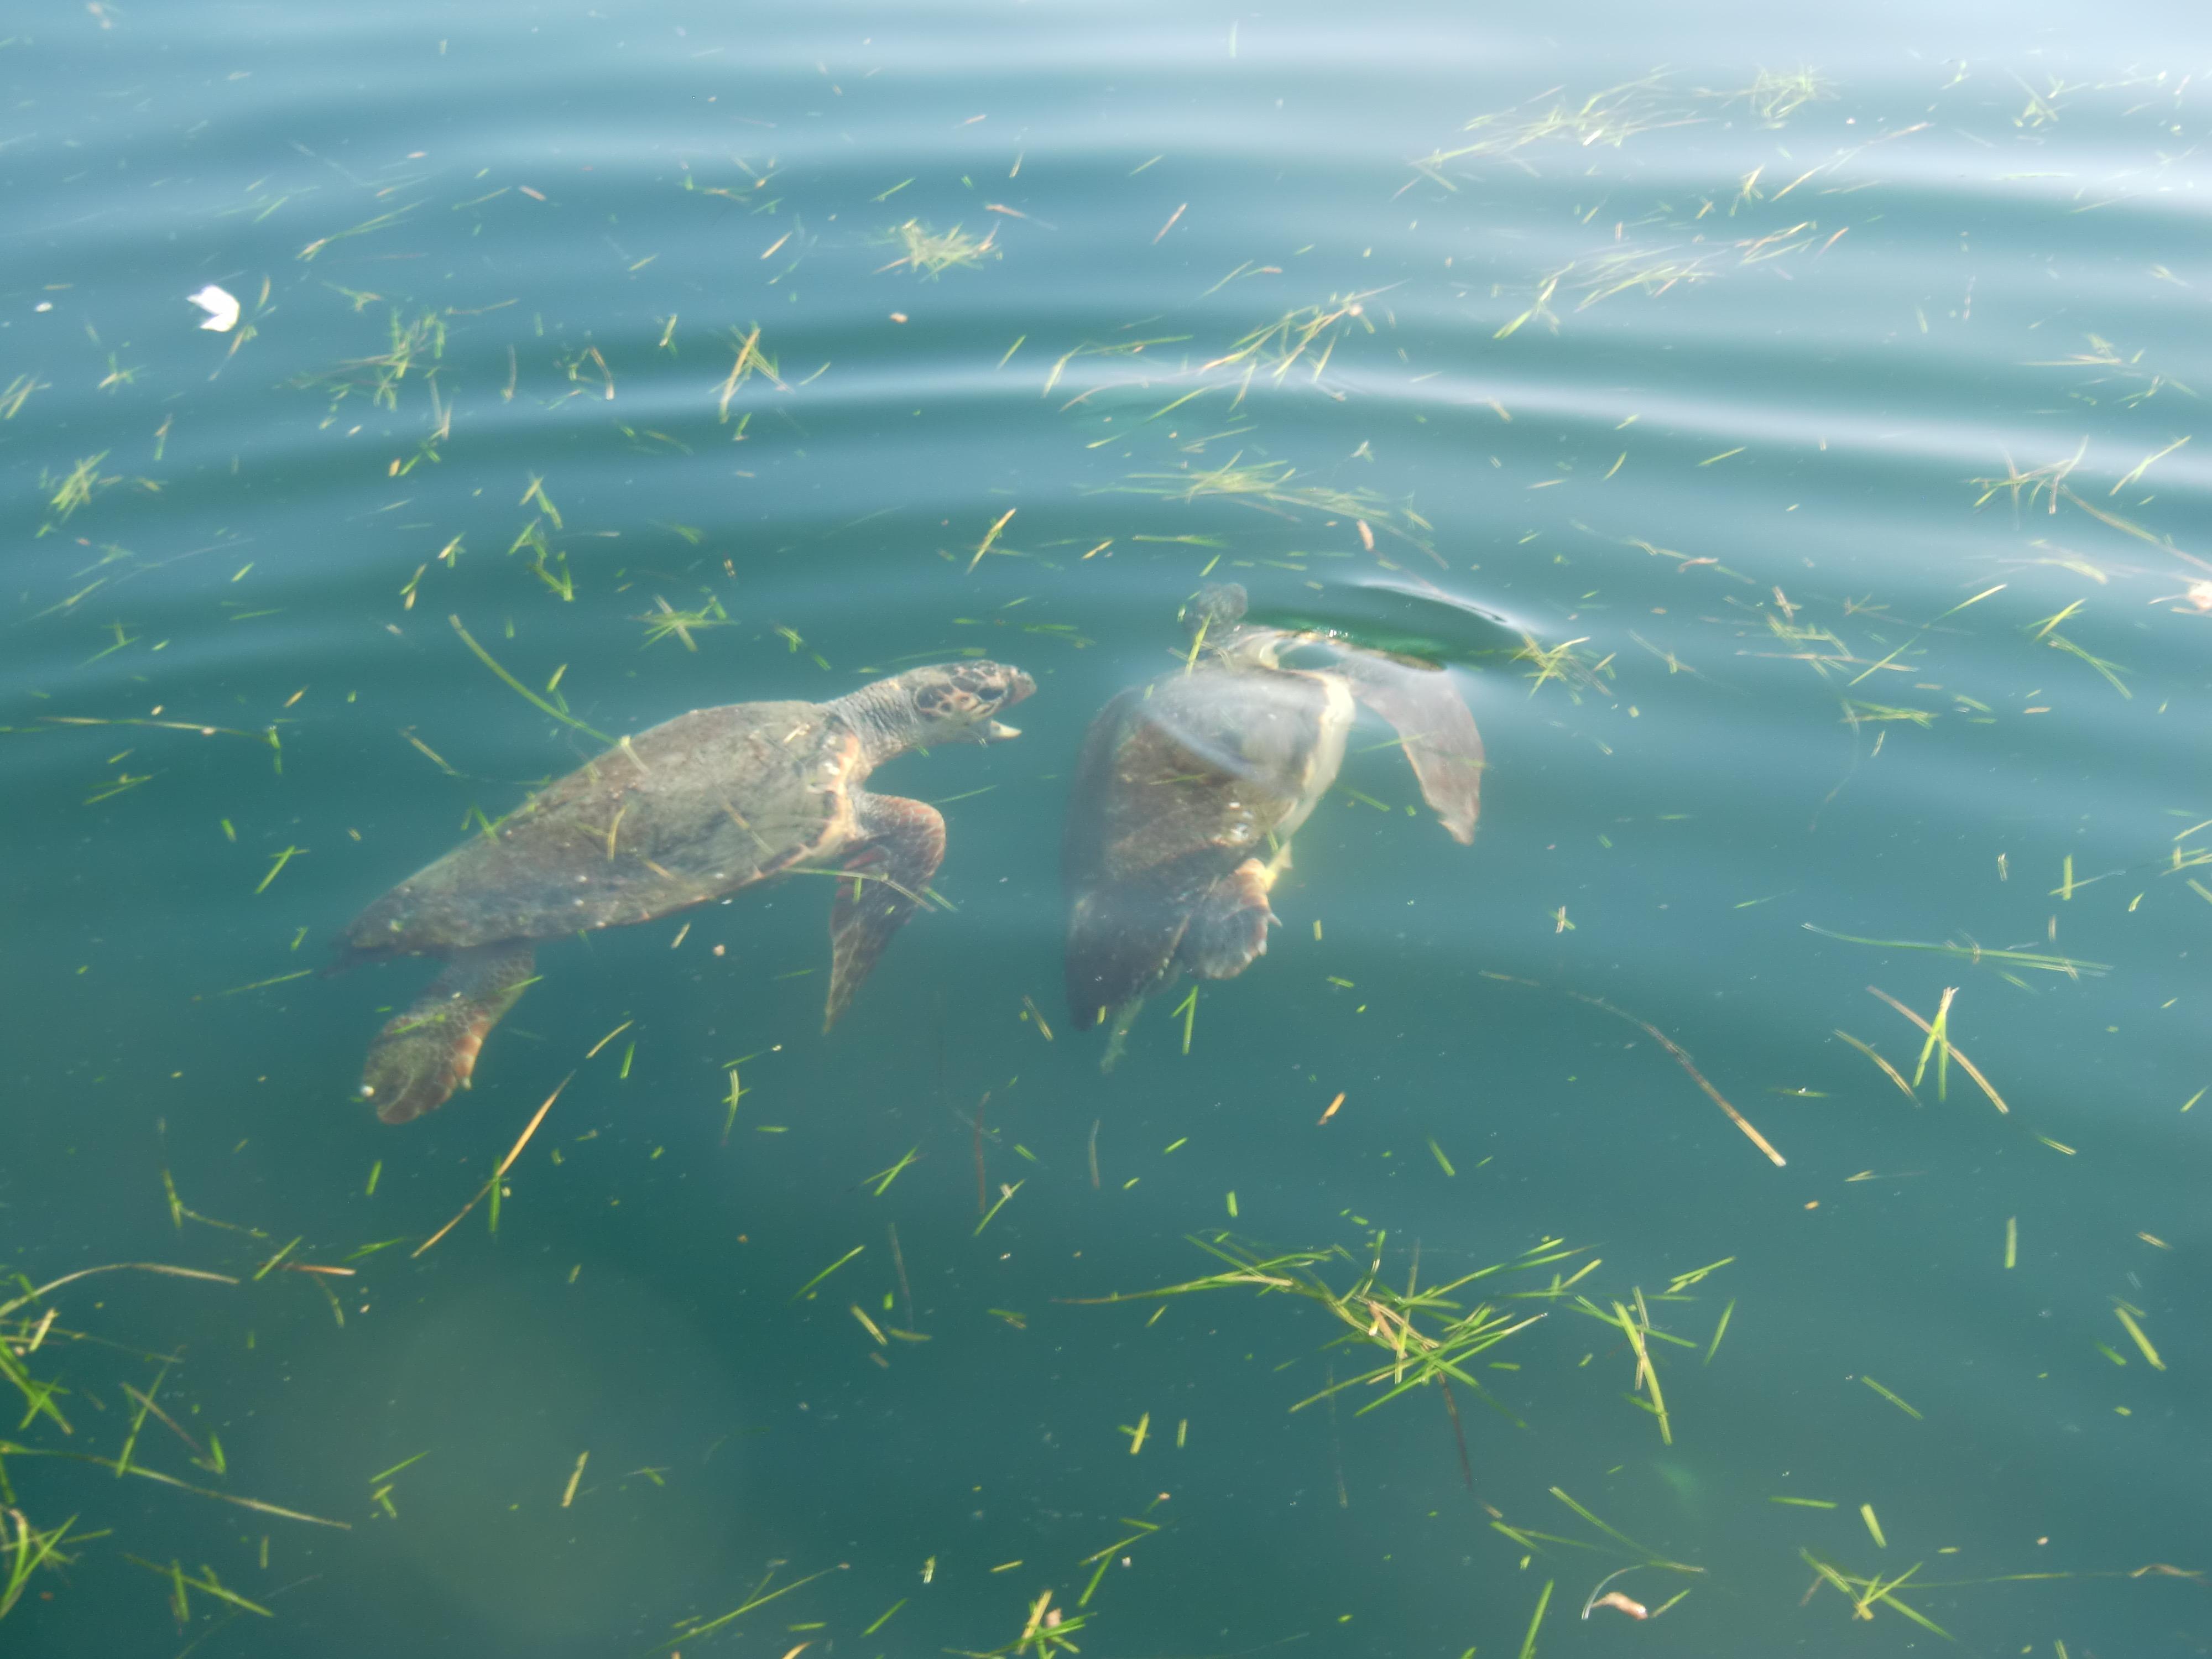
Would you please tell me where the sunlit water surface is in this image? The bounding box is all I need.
[5,3,2211,1655]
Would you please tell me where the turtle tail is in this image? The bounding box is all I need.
[359,943,536,1125]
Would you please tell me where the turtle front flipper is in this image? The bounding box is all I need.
[824,794,946,1030]
[361,943,536,1124]
[1332,654,1485,844]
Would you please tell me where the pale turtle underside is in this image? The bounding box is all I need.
[1063,661,1350,1030]
[1062,586,1485,1060]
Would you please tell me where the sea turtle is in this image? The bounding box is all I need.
[1062,585,1482,1064]
[336,660,1035,1123]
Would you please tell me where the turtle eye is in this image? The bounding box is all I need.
[918,687,980,719]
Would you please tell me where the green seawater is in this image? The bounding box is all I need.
[4,3,2209,1654]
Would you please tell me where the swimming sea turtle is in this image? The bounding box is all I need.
[1062,585,1481,1063]
[336,660,1035,1123]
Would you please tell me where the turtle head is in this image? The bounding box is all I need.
[1175,583,1257,668]
[1180,583,1249,643]
[893,660,1036,745]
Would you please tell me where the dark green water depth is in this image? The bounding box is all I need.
[4,3,2210,1655]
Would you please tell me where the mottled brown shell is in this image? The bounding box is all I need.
[343,701,862,957]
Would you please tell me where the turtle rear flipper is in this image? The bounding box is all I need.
[1084,862,1273,1070]
[1333,654,1485,844]
[1066,837,1255,1028]
[1065,878,1189,1031]
[1066,848,1273,1032]
[824,794,946,1031]
[1176,859,1277,980]
[361,943,536,1124]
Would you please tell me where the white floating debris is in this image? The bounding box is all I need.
[187,284,240,332]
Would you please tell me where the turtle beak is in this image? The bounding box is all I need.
[973,670,1034,742]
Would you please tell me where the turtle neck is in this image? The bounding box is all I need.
[825,677,920,771]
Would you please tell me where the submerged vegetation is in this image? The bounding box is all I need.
[1408,74,1700,180]
[878,219,1000,278]
[296,307,448,415]
[1071,1232,1590,1425]
[0,1261,347,1632]
[1724,66,1839,124]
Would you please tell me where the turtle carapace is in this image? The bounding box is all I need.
[337,660,1034,1123]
